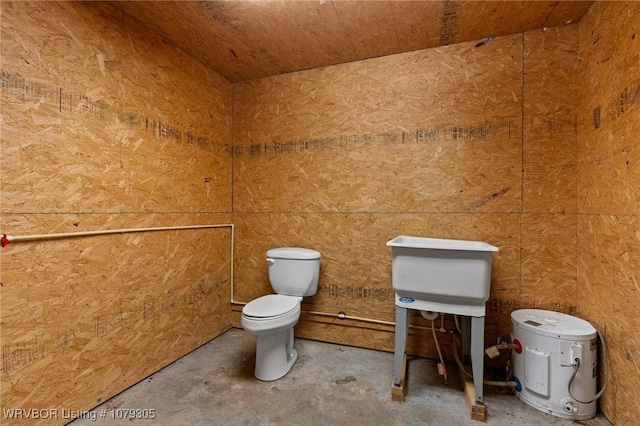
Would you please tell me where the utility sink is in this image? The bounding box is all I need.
[387,235,499,317]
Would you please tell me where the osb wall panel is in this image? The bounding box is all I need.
[577,2,640,423]
[234,35,523,214]
[523,27,579,214]
[519,27,580,321]
[1,1,232,214]
[577,215,640,423]
[577,1,640,215]
[1,214,232,422]
[1,1,232,424]
[520,214,577,314]
[234,137,520,214]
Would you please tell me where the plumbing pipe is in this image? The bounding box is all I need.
[235,300,401,328]
[2,224,237,308]
[420,311,457,333]
[453,334,519,388]
[485,343,516,359]
[229,225,235,305]
[306,310,395,326]
[300,307,457,333]
[432,319,448,384]
[300,309,450,332]
[483,380,518,388]
[454,314,462,334]
[1,224,232,247]
[453,333,472,378]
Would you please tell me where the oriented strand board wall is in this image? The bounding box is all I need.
[232,28,580,357]
[577,2,640,423]
[522,27,579,315]
[0,2,232,424]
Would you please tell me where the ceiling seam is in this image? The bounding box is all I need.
[329,0,358,56]
[542,1,560,28]
[112,3,236,84]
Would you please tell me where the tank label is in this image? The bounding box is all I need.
[398,297,415,303]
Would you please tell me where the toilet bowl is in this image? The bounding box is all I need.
[241,247,321,381]
[241,294,302,381]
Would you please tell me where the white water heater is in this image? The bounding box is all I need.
[511,309,597,420]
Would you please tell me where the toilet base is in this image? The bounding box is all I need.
[254,327,297,381]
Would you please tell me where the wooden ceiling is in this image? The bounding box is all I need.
[114,1,594,83]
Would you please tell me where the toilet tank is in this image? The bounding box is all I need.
[267,247,321,297]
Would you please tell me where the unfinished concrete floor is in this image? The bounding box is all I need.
[71,328,611,425]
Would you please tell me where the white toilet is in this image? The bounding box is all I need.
[241,247,321,381]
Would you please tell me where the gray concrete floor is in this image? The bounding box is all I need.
[71,328,611,426]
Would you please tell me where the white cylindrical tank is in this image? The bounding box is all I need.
[511,309,597,420]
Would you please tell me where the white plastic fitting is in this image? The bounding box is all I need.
[420,310,439,321]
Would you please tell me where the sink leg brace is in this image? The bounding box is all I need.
[391,306,486,422]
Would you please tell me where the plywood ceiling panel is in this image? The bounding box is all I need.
[113,0,594,82]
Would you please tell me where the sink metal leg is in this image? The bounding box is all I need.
[393,306,409,386]
[471,316,485,405]
[461,316,471,365]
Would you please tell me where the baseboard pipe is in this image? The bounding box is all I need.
[232,301,444,332]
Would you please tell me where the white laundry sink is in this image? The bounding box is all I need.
[387,235,499,316]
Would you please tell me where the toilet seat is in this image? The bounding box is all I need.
[241,295,302,335]
[242,294,301,320]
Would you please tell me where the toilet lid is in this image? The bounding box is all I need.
[242,294,300,318]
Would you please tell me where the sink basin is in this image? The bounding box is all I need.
[387,235,499,316]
